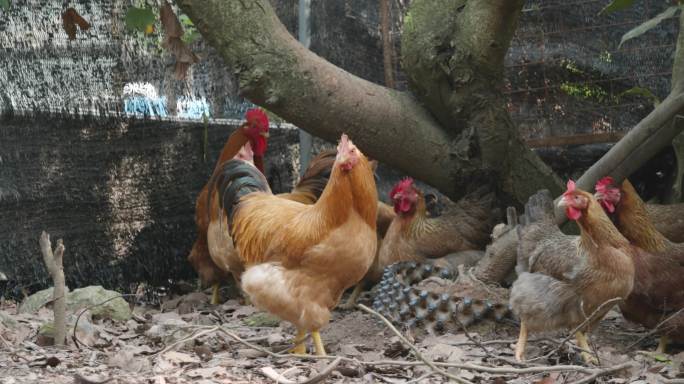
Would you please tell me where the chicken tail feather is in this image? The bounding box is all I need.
[210,159,270,228]
[516,189,555,274]
[292,149,336,201]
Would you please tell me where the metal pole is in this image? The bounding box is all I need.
[298,0,313,175]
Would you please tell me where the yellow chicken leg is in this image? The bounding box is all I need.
[575,331,598,364]
[655,335,669,354]
[514,320,528,362]
[291,329,307,355]
[312,330,327,356]
[338,284,364,310]
[211,284,220,305]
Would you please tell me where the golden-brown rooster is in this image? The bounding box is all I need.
[205,149,338,290]
[188,108,270,305]
[595,177,684,353]
[341,178,496,308]
[510,181,634,364]
[213,134,378,355]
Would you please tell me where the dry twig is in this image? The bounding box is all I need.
[72,294,137,350]
[357,303,475,384]
[39,231,66,346]
[528,297,622,363]
[622,307,684,352]
[164,321,633,383]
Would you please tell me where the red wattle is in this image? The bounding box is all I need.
[566,207,582,221]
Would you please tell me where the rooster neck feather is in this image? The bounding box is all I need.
[215,124,249,170]
[616,180,669,252]
[313,157,377,230]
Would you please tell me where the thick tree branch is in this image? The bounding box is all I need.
[177,0,460,196]
[177,0,564,202]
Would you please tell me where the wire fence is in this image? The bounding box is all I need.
[504,0,677,142]
[0,0,678,140]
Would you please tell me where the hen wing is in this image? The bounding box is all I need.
[517,190,583,281]
[416,190,498,257]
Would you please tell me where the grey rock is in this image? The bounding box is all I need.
[19,286,132,321]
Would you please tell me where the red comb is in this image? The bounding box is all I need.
[595,176,614,191]
[565,180,576,194]
[245,108,269,130]
[390,177,414,199]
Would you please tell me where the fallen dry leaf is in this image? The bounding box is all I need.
[108,348,152,373]
[534,372,561,384]
[159,1,183,39]
[158,1,198,80]
[185,366,226,379]
[62,8,90,40]
[260,367,296,384]
[162,350,200,365]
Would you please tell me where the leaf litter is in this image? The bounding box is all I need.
[0,287,683,383]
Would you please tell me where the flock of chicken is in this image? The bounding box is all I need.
[186,109,684,362]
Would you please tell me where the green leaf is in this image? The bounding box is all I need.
[653,353,671,363]
[182,30,200,44]
[0,0,10,11]
[620,86,661,106]
[618,6,680,48]
[599,0,634,15]
[179,14,194,27]
[125,6,156,33]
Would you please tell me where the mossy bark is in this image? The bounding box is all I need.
[178,0,563,202]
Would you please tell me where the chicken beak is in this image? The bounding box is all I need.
[593,191,605,201]
[556,197,568,208]
[260,131,270,138]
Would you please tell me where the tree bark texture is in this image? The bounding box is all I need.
[177,0,564,202]
[379,0,395,89]
[39,231,66,346]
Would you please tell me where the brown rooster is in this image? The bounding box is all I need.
[213,134,377,356]
[595,177,684,353]
[511,181,635,364]
[341,178,497,308]
[188,108,270,305]
[205,148,338,288]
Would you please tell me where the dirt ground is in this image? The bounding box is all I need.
[1,287,683,384]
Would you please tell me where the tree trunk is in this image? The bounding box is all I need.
[379,0,395,89]
[177,0,563,203]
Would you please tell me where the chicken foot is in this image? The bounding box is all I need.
[655,335,669,354]
[575,331,598,364]
[338,284,364,310]
[312,330,327,356]
[211,283,220,305]
[289,329,326,355]
[514,320,528,362]
[291,329,307,355]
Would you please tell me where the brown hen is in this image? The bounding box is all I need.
[595,177,684,353]
[511,182,634,364]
